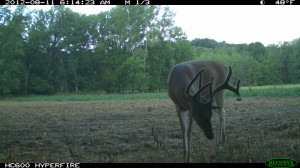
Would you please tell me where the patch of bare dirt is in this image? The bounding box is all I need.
[0,97,299,162]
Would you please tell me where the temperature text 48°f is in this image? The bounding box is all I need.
[275,0,295,4]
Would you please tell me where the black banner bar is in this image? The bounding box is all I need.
[0,163,266,168]
[1,0,299,5]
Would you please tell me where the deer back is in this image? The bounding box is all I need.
[167,60,228,111]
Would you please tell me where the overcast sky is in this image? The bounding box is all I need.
[26,5,300,46]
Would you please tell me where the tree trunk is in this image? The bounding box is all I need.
[24,64,31,96]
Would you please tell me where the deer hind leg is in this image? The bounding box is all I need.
[215,92,226,145]
[177,107,193,163]
[218,107,226,145]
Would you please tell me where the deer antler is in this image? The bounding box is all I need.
[185,69,205,97]
[186,69,219,108]
[212,66,242,101]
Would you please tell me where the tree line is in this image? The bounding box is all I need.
[192,38,300,86]
[0,6,299,96]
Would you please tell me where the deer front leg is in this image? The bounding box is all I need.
[177,109,193,162]
[218,108,226,144]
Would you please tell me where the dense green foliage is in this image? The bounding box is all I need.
[0,6,300,97]
[192,38,300,86]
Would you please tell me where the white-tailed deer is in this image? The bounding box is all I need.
[167,60,241,163]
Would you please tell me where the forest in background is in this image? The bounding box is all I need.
[0,5,300,96]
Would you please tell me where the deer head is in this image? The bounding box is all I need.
[185,66,241,139]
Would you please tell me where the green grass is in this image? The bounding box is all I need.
[226,84,300,97]
[2,84,300,102]
[3,92,169,102]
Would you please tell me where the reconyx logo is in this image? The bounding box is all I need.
[265,158,298,168]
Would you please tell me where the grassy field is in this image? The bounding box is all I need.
[231,84,300,97]
[6,92,168,102]
[2,84,300,102]
[0,84,299,163]
[0,97,299,163]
